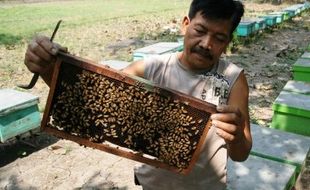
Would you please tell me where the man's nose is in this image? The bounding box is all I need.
[199,35,212,50]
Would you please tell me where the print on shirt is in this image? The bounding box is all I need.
[200,73,230,106]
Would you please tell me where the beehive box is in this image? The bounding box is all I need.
[227,155,297,190]
[0,89,40,142]
[260,15,278,26]
[283,6,299,16]
[133,42,183,61]
[99,60,131,70]
[268,12,285,24]
[42,52,216,174]
[283,9,295,18]
[292,58,310,82]
[301,52,310,59]
[253,18,266,31]
[250,123,310,172]
[271,91,310,136]
[280,11,290,21]
[242,18,266,32]
[283,80,310,96]
[236,21,255,37]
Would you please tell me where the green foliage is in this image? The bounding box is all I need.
[228,32,241,53]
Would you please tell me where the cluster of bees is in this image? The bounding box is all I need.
[49,70,207,169]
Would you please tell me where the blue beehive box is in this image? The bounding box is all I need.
[253,18,266,31]
[100,60,131,70]
[268,12,285,24]
[236,21,255,37]
[0,89,41,142]
[260,15,278,26]
[284,6,299,16]
[283,9,296,18]
[305,2,310,9]
[133,42,183,61]
[242,18,266,32]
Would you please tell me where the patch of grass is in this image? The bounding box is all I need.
[0,0,190,45]
[0,33,22,45]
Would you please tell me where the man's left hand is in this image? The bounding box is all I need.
[210,105,245,144]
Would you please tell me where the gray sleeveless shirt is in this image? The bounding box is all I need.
[134,52,243,190]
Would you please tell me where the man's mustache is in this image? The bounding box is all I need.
[191,46,213,61]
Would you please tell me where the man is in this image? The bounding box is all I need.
[24,0,252,189]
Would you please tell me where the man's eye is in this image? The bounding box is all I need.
[216,36,227,43]
[194,28,204,34]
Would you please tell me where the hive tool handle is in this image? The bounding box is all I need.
[18,20,62,89]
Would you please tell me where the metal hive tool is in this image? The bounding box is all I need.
[41,51,216,174]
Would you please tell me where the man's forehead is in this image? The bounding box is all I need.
[192,11,232,24]
[191,11,233,35]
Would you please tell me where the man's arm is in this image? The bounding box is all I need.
[121,60,145,78]
[211,71,252,161]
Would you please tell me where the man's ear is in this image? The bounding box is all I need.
[181,16,190,35]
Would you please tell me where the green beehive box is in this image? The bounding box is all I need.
[283,80,310,96]
[271,91,310,136]
[0,89,41,142]
[292,58,310,82]
[236,21,255,36]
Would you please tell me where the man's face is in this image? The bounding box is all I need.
[180,11,232,71]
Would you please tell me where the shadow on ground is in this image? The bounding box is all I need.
[0,132,58,167]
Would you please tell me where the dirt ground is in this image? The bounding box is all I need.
[0,2,310,190]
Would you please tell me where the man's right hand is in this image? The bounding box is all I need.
[24,35,67,86]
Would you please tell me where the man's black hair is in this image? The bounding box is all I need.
[188,0,244,35]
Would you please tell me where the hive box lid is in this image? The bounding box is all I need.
[250,123,310,167]
[293,58,310,72]
[100,60,131,70]
[0,89,39,116]
[227,155,296,190]
[283,80,310,95]
[133,42,183,55]
[273,91,310,118]
[301,52,310,59]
